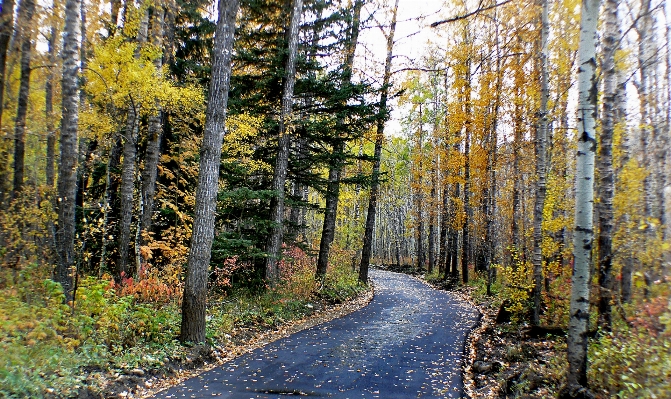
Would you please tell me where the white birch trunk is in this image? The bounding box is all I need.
[532,0,549,326]
[565,0,600,391]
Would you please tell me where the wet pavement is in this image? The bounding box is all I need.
[153,269,479,398]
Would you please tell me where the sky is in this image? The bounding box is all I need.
[356,0,447,137]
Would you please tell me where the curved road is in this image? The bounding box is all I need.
[155,269,479,399]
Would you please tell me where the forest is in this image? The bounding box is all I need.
[0,0,669,397]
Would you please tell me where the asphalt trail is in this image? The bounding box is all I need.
[154,269,479,399]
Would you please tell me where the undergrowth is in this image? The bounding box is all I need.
[0,246,366,398]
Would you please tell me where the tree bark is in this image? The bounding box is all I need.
[532,0,549,326]
[139,3,166,267]
[359,0,399,283]
[0,0,15,130]
[565,0,599,391]
[12,0,36,196]
[55,0,82,303]
[180,0,239,344]
[118,6,149,278]
[596,0,618,332]
[315,0,362,281]
[265,0,303,284]
[46,23,57,188]
[461,29,472,284]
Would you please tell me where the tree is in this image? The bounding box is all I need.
[180,0,239,344]
[55,0,82,302]
[11,0,36,196]
[359,0,399,284]
[315,0,363,281]
[596,0,619,332]
[264,0,303,284]
[119,3,150,278]
[564,0,599,393]
[0,0,15,130]
[532,0,549,326]
[139,1,167,267]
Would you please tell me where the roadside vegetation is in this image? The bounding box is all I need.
[0,246,366,398]
[423,267,671,398]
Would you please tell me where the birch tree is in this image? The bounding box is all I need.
[564,0,600,392]
[180,0,239,344]
[532,0,549,326]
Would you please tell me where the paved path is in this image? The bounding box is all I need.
[154,269,479,399]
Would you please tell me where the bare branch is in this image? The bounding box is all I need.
[430,0,515,27]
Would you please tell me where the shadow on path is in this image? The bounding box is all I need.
[153,269,479,398]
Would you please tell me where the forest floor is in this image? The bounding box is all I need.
[86,288,375,399]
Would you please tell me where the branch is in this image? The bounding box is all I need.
[430,0,515,27]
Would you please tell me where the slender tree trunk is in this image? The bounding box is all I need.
[532,0,549,326]
[360,0,399,283]
[139,3,165,267]
[438,181,449,275]
[315,0,362,280]
[637,0,659,225]
[564,0,599,392]
[180,0,239,344]
[0,0,15,129]
[46,24,57,188]
[118,7,149,278]
[100,138,122,277]
[461,33,472,284]
[597,0,618,332]
[55,0,82,303]
[12,0,36,196]
[265,0,303,284]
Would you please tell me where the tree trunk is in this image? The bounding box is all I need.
[532,0,549,326]
[438,181,449,275]
[139,3,166,266]
[315,0,362,281]
[12,0,36,196]
[265,0,303,284]
[359,0,399,284]
[0,0,15,130]
[596,0,618,332]
[118,7,149,278]
[565,0,599,391]
[180,0,239,344]
[461,31,472,284]
[55,0,82,303]
[46,24,57,188]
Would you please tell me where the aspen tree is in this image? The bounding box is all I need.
[11,0,36,196]
[55,0,82,302]
[565,0,599,392]
[532,0,549,326]
[139,1,167,267]
[180,0,239,344]
[119,3,149,278]
[597,0,619,332]
[0,0,14,130]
